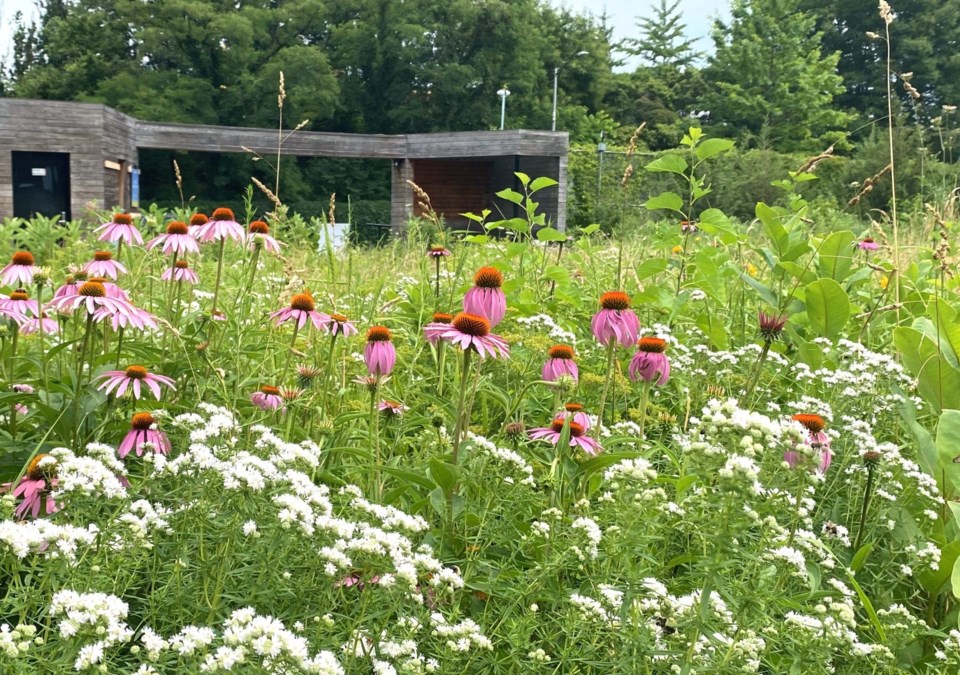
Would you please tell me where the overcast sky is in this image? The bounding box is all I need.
[1,0,730,75]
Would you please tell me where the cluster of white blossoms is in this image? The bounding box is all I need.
[514,313,577,344]
[114,500,174,549]
[0,624,40,658]
[50,590,134,670]
[467,432,536,486]
[50,443,128,501]
[0,519,98,562]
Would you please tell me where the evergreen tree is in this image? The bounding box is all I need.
[704,0,852,151]
[624,0,699,68]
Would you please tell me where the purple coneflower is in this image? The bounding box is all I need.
[247,221,282,254]
[46,281,134,320]
[187,213,209,237]
[251,385,285,412]
[430,312,509,359]
[365,326,397,377]
[0,289,40,318]
[528,417,602,456]
[87,276,130,301]
[196,207,245,243]
[84,250,128,279]
[320,312,359,337]
[5,454,59,519]
[1,252,37,287]
[378,399,408,416]
[146,221,200,255]
[758,311,788,342]
[423,312,454,345]
[270,293,330,330]
[427,245,451,257]
[95,213,143,246]
[629,337,670,386]
[559,402,591,430]
[858,237,879,251]
[464,267,506,327]
[119,412,172,459]
[542,344,578,382]
[161,259,200,284]
[12,384,34,394]
[20,314,58,335]
[95,365,176,400]
[785,414,832,473]
[592,291,640,348]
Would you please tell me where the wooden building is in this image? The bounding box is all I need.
[0,99,568,230]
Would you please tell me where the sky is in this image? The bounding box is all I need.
[0,0,730,73]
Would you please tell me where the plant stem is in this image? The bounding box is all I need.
[436,339,446,398]
[739,341,771,407]
[434,256,441,303]
[320,333,338,413]
[854,463,877,551]
[369,382,382,498]
[210,238,227,318]
[451,348,473,465]
[114,327,125,368]
[593,341,617,439]
[639,380,652,438]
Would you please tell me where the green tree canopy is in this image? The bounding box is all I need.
[704,0,852,151]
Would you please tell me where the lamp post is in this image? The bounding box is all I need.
[497,87,511,130]
[551,50,588,132]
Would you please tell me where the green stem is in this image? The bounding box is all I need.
[451,348,473,465]
[284,324,300,379]
[72,313,95,449]
[639,380,652,438]
[854,464,876,552]
[436,339,446,398]
[320,333,338,413]
[114,327,125,368]
[738,341,771,407]
[210,238,227,318]
[369,383,382,498]
[593,341,617,439]
[434,256,441,302]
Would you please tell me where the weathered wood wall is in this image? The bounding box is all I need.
[0,99,568,229]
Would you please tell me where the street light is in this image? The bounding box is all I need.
[552,50,588,132]
[497,86,511,130]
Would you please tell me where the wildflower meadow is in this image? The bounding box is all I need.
[2,132,960,674]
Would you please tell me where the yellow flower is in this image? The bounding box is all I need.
[880,275,889,289]
[671,245,683,255]
[744,262,758,278]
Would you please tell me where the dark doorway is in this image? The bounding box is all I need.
[12,151,71,221]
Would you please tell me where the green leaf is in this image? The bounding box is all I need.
[695,137,735,161]
[644,191,684,213]
[937,410,960,498]
[495,188,524,205]
[645,154,688,175]
[635,258,669,281]
[514,172,530,187]
[428,459,459,492]
[919,539,960,595]
[697,208,740,245]
[529,176,558,192]
[579,223,600,235]
[850,542,873,571]
[894,326,960,413]
[816,230,855,281]
[951,556,960,601]
[776,261,817,285]
[756,202,788,255]
[535,227,567,242]
[737,270,779,308]
[804,278,850,340]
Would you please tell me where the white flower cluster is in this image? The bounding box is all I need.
[49,444,127,501]
[467,432,536,486]
[0,624,38,658]
[514,313,577,344]
[50,590,134,670]
[0,519,98,562]
[603,457,658,487]
[114,500,174,549]
[429,613,492,652]
[570,517,602,560]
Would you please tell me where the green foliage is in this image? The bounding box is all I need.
[705,0,853,151]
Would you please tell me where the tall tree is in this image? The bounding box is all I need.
[624,0,699,67]
[799,0,960,125]
[704,0,852,151]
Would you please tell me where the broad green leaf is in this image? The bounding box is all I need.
[695,137,735,161]
[535,226,567,242]
[635,258,669,281]
[756,202,788,255]
[776,261,817,285]
[894,326,960,413]
[645,154,688,175]
[514,172,530,187]
[644,191,684,213]
[429,459,459,492]
[696,208,740,245]
[737,270,779,308]
[580,223,601,235]
[919,539,960,595]
[495,188,524,205]
[817,230,856,281]
[805,278,850,340]
[951,556,960,601]
[529,176,558,192]
[901,397,940,484]
[937,410,960,497]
